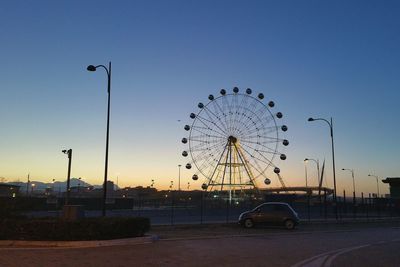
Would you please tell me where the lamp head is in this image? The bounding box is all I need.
[342,168,345,170]
[308,117,314,122]
[87,65,97,72]
[62,150,67,153]
[304,158,309,162]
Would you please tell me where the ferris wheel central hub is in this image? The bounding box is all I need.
[228,136,237,144]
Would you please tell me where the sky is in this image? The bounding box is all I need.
[0,0,399,195]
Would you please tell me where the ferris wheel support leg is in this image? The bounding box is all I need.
[207,140,230,190]
[234,143,259,192]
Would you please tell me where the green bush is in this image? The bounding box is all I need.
[0,217,150,241]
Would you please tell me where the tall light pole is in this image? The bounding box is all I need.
[303,159,309,188]
[31,183,36,195]
[62,149,72,204]
[342,168,356,202]
[87,62,111,217]
[178,164,182,191]
[368,174,380,197]
[308,117,338,219]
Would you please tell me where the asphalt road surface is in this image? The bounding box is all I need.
[0,223,399,267]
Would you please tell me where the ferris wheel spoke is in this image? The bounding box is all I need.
[240,138,280,146]
[192,124,226,138]
[255,149,281,155]
[236,94,249,120]
[202,105,229,133]
[240,107,266,134]
[256,142,280,154]
[242,158,266,178]
[241,144,277,167]
[243,117,257,131]
[241,149,275,173]
[210,99,230,133]
[189,138,218,144]
[189,145,210,153]
[189,135,225,142]
[221,95,234,133]
[248,96,261,117]
[195,114,228,136]
[247,126,278,136]
[241,141,278,155]
[191,127,226,139]
[232,96,243,132]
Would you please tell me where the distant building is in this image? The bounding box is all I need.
[116,186,158,199]
[0,183,20,197]
[382,177,400,198]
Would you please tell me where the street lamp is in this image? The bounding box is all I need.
[308,117,338,219]
[62,149,72,204]
[368,174,380,198]
[87,62,112,217]
[342,168,356,203]
[178,164,182,191]
[303,159,309,188]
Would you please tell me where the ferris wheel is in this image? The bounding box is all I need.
[181,87,289,194]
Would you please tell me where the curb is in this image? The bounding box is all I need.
[0,235,159,248]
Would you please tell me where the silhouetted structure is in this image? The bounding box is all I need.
[0,183,20,197]
[382,177,400,198]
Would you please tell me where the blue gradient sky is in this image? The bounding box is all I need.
[0,0,399,194]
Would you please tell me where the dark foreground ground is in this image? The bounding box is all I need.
[0,220,399,267]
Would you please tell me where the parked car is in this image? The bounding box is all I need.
[238,202,299,229]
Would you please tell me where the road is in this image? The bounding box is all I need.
[0,223,399,267]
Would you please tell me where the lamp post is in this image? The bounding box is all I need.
[178,164,182,191]
[62,149,72,204]
[303,159,309,188]
[368,174,380,198]
[87,62,111,217]
[342,168,356,204]
[308,117,338,219]
[31,183,36,195]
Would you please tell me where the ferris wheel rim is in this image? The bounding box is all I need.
[187,92,281,181]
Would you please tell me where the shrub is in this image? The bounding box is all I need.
[0,217,150,241]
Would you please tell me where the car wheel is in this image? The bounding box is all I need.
[284,219,295,230]
[244,218,254,228]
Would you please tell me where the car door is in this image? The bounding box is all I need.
[270,204,287,225]
[253,204,275,224]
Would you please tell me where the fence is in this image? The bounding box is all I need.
[2,190,399,225]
